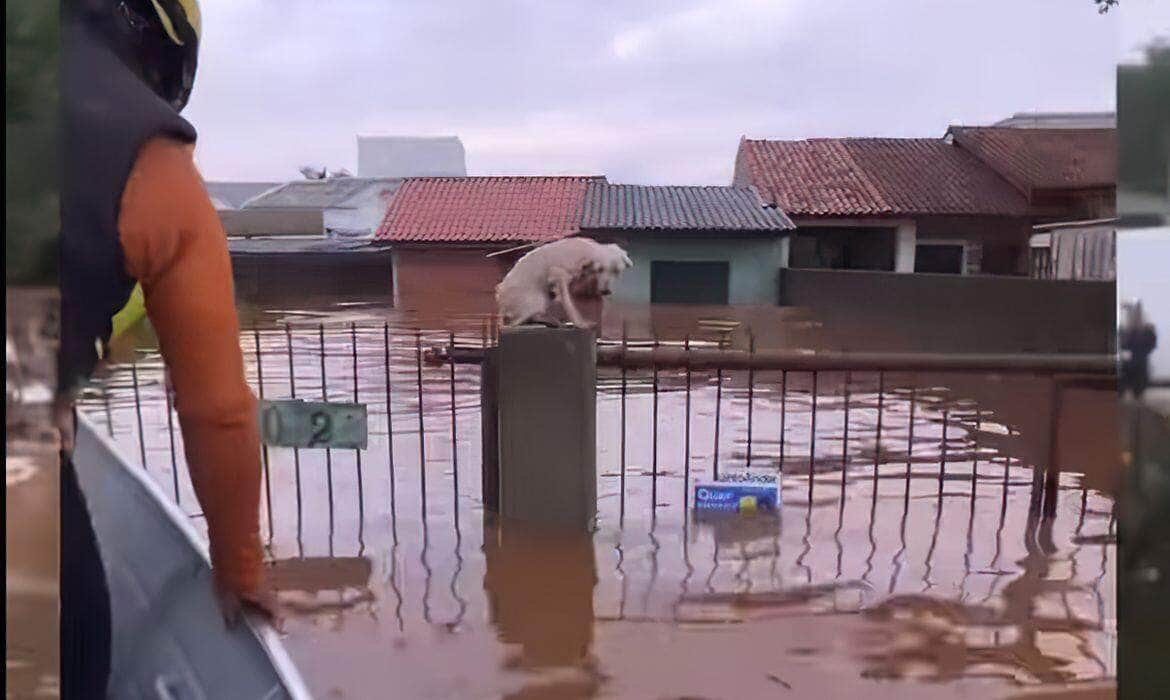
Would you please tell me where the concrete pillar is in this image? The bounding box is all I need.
[496,327,597,530]
[480,349,500,511]
[895,221,917,272]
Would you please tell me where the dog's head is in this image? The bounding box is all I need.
[581,243,633,295]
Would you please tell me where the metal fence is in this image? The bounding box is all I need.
[77,321,1118,682]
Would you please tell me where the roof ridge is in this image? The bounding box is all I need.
[400,174,605,181]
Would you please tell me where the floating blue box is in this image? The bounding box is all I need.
[693,481,779,513]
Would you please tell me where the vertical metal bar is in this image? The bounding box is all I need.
[651,339,659,518]
[319,323,335,550]
[130,354,147,469]
[874,371,885,476]
[713,366,723,481]
[351,323,365,547]
[746,332,755,468]
[779,369,787,470]
[939,406,948,495]
[383,323,398,542]
[1043,378,1062,518]
[163,370,181,504]
[809,371,818,498]
[906,383,916,500]
[971,408,981,501]
[102,382,115,437]
[449,330,460,528]
[620,322,628,521]
[842,371,851,493]
[252,328,273,542]
[416,329,428,516]
[683,335,692,510]
[285,324,303,548]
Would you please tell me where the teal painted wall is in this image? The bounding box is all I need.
[611,236,788,305]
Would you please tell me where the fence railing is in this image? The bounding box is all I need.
[75,320,1119,683]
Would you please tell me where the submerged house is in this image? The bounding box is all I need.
[733,137,1033,275]
[241,176,403,239]
[374,176,601,313]
[580,183,794,304]
[733,126,1116,276]
[373,176,797,310]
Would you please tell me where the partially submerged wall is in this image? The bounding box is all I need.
[778,268,1116,353]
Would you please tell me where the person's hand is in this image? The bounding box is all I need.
[214,578,281,629]
[214,578,374,630]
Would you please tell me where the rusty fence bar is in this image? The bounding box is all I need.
[352,323,365,550]
[319,323,335,552]
[95,325,1116,538]
[383,323,399,543]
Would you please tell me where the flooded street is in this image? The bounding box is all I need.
[6,288,61,699]
[76,295,1119,699]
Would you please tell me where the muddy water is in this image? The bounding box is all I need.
[79,299,1118,699]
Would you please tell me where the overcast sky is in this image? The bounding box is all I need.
[184,0,1158,185]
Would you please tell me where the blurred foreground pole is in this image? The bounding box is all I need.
[492,327,596,530]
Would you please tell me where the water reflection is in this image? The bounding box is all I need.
[483,517,601,698]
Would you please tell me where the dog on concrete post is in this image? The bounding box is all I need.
[495,237,633,328]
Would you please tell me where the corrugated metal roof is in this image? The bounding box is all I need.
[228,237,382,256]
[946,127,1116,194]
[581,183,793,231]
[244,177,402,209]
[204,181,280,209]
[736,138,1030,217]
[375,176,602,243]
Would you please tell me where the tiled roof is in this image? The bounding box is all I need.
[946,127,1116,194]
[735,138,1030,217]
[582,183,794,231]
[374,176,601,243]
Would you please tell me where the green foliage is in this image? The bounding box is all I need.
[6,0,60,285]
[1119,41,1170,196]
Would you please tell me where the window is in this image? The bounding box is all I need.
[914,244,965,274]
[788,228,895,270]
[650,261,730,304]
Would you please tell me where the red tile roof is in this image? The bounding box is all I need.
[946,127,1116,195]
[374,176,602,244]
[735,137,1030,217]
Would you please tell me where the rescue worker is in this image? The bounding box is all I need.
[56,1,273,693]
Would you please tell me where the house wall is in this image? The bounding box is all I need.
[791,215,1031,275]
[914,215,1032,275]
[231,252,394,305]
[598,235,788,305]
[778,267,1115,353]
[391,247,512,317]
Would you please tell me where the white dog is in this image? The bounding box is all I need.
[496,237,633,327]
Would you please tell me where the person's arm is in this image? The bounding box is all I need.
[116,137,266,612]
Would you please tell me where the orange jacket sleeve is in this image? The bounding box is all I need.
[117,137,264,597]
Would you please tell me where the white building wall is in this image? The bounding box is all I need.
[357,136,467,178]
[895,221,917,272]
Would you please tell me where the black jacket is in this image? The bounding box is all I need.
[57,15,196,395]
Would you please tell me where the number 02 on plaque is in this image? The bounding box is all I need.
[258,400,368,449]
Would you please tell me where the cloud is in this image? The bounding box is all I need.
[186,0,1119,183]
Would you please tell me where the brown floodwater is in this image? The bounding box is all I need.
[77,297,1118,699]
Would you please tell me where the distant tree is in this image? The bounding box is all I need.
[6,0,59,285]
[1095,0,1118,13]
